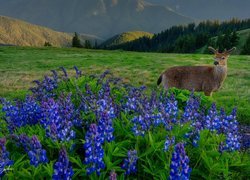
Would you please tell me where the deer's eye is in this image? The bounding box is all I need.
[221,57,225,60]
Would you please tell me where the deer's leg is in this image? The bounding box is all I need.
[162,75,169,90]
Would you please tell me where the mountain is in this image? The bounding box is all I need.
[0,16,101,47]
[100,31,153,48]
[0,0,193,39]
[146,0,250,20]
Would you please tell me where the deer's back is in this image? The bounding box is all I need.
[163,66,214,90]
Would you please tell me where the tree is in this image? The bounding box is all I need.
[84,40,92,49]
[72,32,82,48]
[241,34,250,55]
[230,31,239,47]
[44,41,52,47]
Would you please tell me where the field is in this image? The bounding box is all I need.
[0,46,250,124]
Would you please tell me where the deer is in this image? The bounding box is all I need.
[157,46,236,96]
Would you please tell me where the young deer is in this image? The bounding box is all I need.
[157,47,236,96]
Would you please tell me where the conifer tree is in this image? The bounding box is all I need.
[72,32,82,48]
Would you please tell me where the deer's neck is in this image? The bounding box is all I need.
[213,65,227,83]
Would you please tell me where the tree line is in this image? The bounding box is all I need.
[102,18,250,54]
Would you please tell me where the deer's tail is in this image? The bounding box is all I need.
[157,74,162,86]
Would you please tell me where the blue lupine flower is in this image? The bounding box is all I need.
[1,96,42,132]
[164,136,175,152]
[121,150,138,175]
[159,94,178,130]
[132,115,151,136]
[16,135,48,167]
[41,98,75,142]
[28,136,48,167]
[60,66,68,79]
[181,94,200,123]
[73,66,82,79]
[219,108,241,152]
[84,124,105,175]
[204,103,221,131]
[53,148,74,180]
[0,138,13,177]
[169,143,191,180]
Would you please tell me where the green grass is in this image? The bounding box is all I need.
[0,46,250,124]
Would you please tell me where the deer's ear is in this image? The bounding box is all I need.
[226,47,236,54]
[208,46,217,53]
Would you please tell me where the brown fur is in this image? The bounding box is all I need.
[157,47,236,96]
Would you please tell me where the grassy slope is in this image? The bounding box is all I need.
[0,16,73,47]
[100,31,153,47]
[0,46,249,124]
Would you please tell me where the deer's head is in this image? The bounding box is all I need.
[208,46,236,66]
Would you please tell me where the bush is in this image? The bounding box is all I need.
[0,68,249,179]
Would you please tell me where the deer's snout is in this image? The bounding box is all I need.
[214,61,219,65]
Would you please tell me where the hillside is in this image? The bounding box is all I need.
[0,16,72,47]
[0,0,193,38]
[100,31,153,48]
[0,16,103,47]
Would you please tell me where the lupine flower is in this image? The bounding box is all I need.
[109,170,117,180]
[169,143,191,180]
[41,98,75,142]
[1,96,42,132]
[28,136,48,167]
[58,94,82,127]
[164,136,175,152]
[16,135,48,167]
[219,108,241,152]
[84,124,105,175]
[159,94,178,130]
[0,138,13,177]
[204,103,221,131]
[181,94,200,123]
[53,148,74,180]
[73,66,82,79]
[132,115,151,136]
[121,150,138,175]
[31,73,58,100]
[60,66,68,79]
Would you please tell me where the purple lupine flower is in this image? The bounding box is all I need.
[60,66,68,79]
[169,143,191,180]
[121,150,138,175]
[109,170,117,180]
[132,114,151,136]
[53,148,73,180]
[164,136,175,152]
[204,103,221,131]
[84,124,105,175]
[181,94,200,123]
[0,138,13,177]
[157,94,178,130]
[219,108,241,152]
[96,83,116,142]
[58,94,82,127]
[28,136,48,167]
[41,98,75,142]
[1,96,42,132]
[73,66,82,79]
[31,73,58,100]
[16,135,48,167]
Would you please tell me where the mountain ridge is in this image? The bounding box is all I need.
[0,0,193,38]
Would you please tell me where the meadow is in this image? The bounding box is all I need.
[0,46,249,124]
[0,46,250,179]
